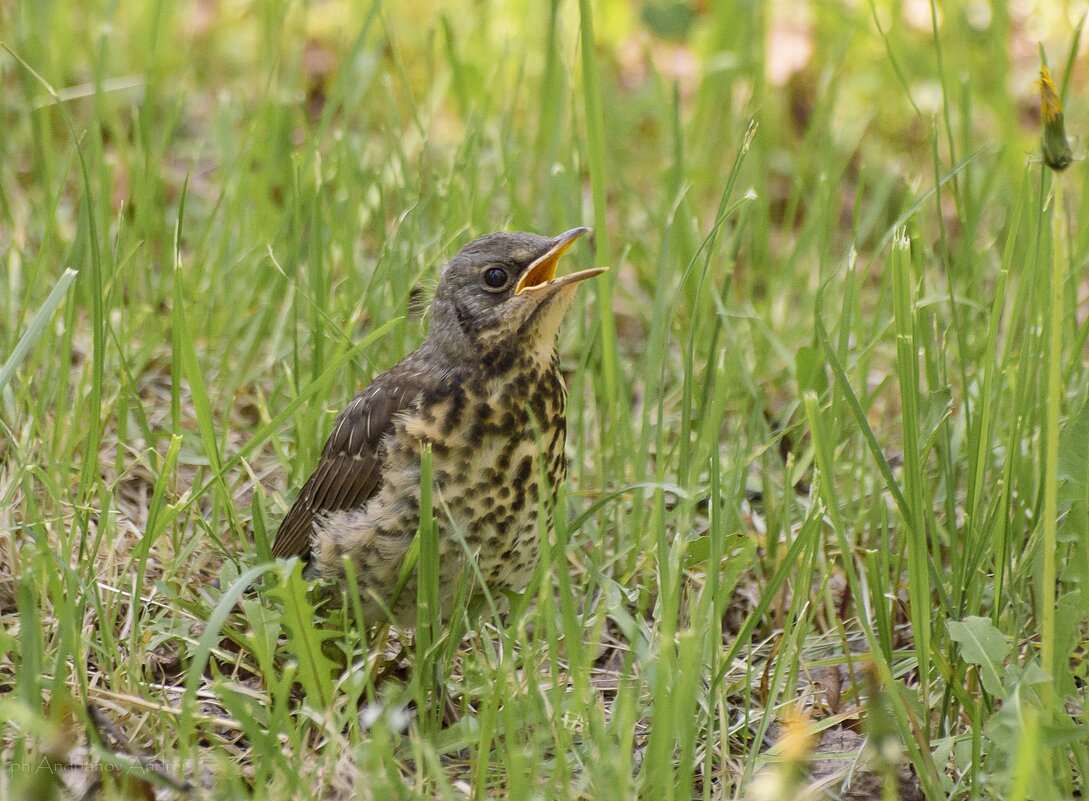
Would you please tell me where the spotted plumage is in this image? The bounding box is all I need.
[272,228,604,625]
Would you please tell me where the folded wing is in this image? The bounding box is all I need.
[271,367,426,560]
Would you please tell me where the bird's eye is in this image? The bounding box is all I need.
[483,267,509,290]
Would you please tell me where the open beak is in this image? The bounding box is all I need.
[514,227,607,296]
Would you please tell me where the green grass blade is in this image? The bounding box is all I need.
[0,268,77,395]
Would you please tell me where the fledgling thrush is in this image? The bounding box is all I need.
[272,227,604,624]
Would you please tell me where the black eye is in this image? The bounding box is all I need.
[483,267,509,289]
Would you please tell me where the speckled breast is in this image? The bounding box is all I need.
[319,352,568,624]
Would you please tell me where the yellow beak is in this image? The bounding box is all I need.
[514,227,607,295]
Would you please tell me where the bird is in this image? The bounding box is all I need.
[272,227,605,625]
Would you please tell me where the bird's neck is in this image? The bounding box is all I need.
[423,287,575,376]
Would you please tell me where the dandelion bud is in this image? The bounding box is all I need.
[1038,62,1073,172]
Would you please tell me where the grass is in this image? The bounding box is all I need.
[1,1,1087,798]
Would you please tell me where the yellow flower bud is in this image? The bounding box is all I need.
[1038,63,1073,171]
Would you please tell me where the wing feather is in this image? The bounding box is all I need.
[271,367,427,560]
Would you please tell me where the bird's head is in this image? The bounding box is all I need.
[426,227,605,367]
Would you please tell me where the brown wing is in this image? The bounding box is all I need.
[271,369,424,560]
